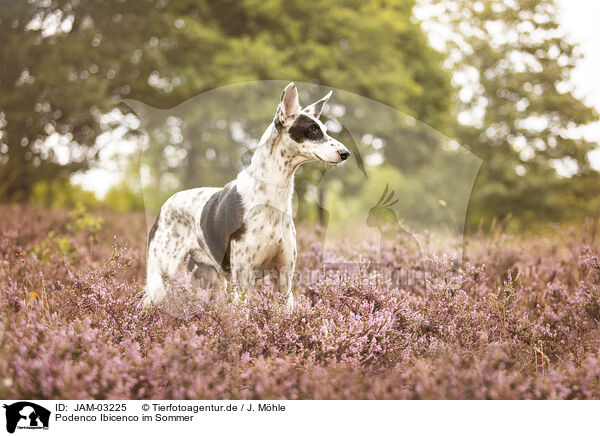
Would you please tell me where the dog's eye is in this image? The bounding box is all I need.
[309,124,319,132]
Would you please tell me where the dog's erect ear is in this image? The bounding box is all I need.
[276,82,300,126]
[303,90,332,119]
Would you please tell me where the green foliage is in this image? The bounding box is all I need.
[2,0,598,228]
[32,230,75,263]
[31,177,143,214]
[31,178,99,210]
[1,3,114,200]
[32,202,103,262]
[68,202,103,235]
[427,0,600,228]
[103,184,145,214]
[1,0,451,208]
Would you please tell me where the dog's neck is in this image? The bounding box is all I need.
[236,122,306,212]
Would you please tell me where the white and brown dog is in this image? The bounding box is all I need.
[145,83,350,309]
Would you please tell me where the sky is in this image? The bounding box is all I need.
[74,1,600,197]
[558,0,600,114]
[557,0,600,170]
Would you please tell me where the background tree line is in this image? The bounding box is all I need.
[1,0,598,230]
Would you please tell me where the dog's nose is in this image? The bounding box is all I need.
[338,150,351,161]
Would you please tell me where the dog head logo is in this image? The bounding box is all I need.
[3,402,50,433]
[124,80,481,314]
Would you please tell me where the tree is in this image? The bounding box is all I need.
[0,1,168,200]
[1,0,453,209]
[125,0,454,219]
[424,0,599,226]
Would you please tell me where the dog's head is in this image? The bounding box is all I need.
[273,82,350,165]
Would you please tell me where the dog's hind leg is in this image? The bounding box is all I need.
[145,232,195,305]
[185,249,228,303]
[144,253,166,305]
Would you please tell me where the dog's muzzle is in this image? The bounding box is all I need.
[338,150,351,161]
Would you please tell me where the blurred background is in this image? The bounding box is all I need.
[1,0,599,233]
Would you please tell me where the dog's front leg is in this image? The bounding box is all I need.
[276,265,295,311]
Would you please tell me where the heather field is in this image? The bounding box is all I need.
[1,204,600,400]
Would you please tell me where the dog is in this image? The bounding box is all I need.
[145,83,350,309]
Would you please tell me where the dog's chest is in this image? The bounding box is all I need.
[236,204,295,267]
